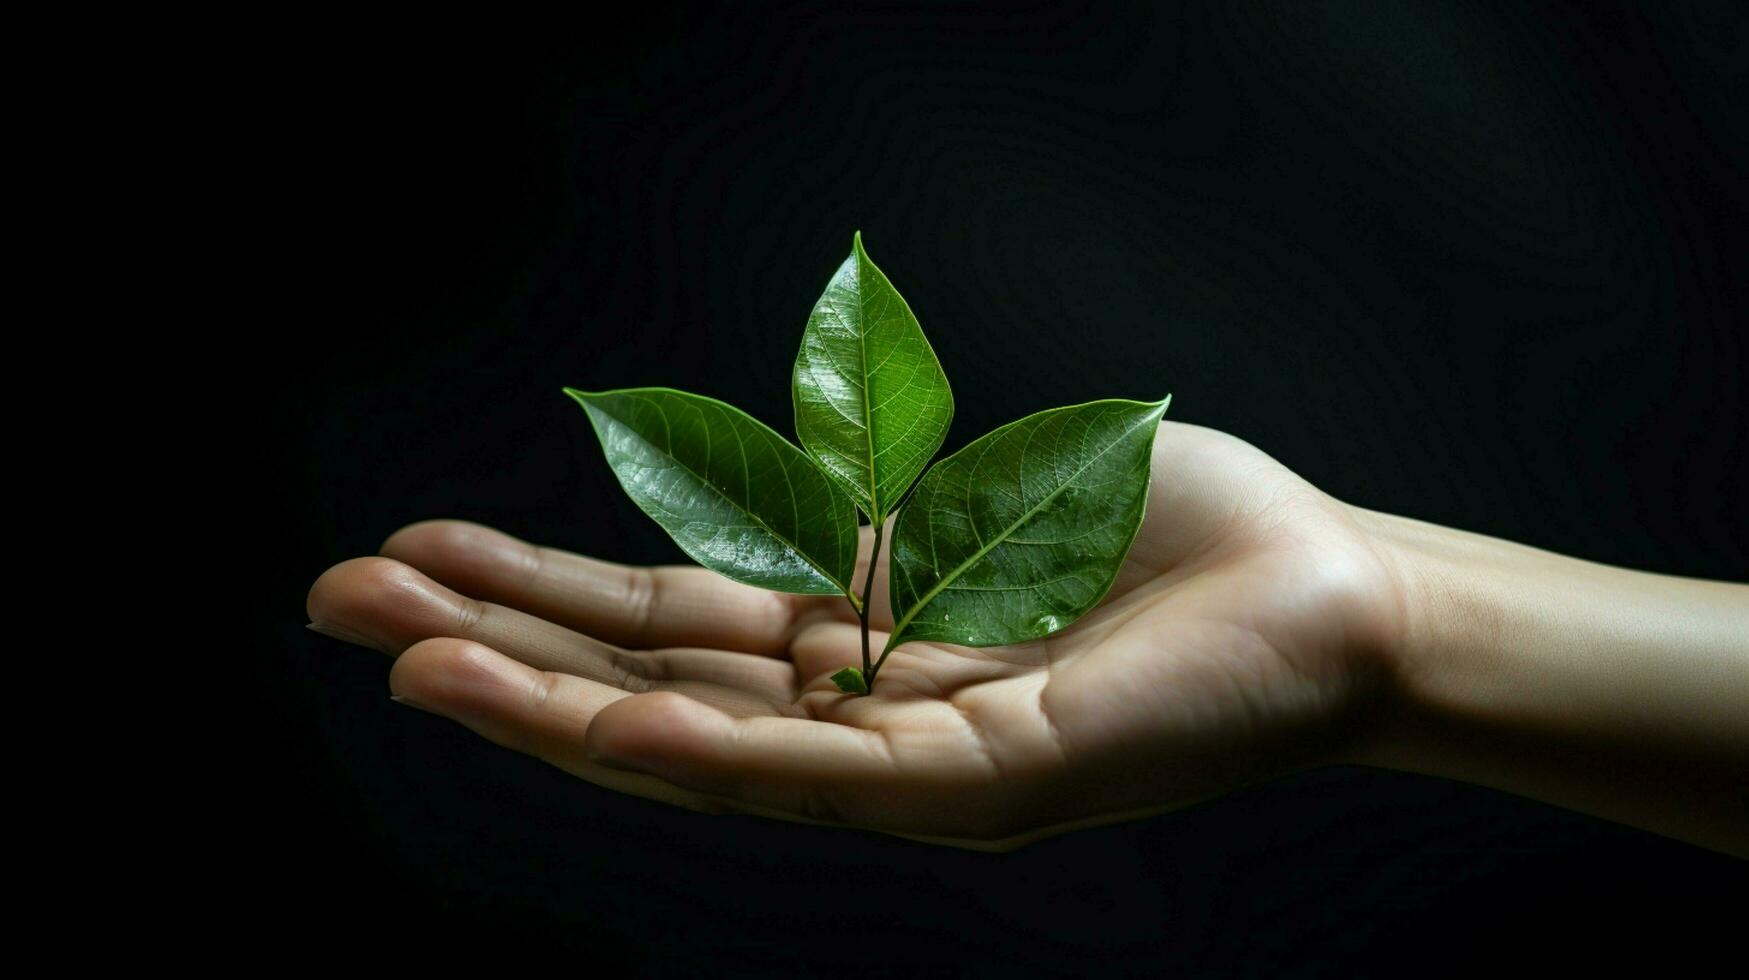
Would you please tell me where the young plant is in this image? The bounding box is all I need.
[566,232,1169,695]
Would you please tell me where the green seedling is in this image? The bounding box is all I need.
[567,233,1169,694]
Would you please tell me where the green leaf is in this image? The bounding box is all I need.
[566,387,859,596]
[884,396,1171,650]
[792,231,954,523]
[829,666,869,694]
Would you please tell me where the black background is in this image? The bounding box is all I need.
[241,2,1746,974]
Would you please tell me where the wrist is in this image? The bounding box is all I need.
[1338,507,1749,854]
[1339,507,1607,776]
[1328,507,1454,772]
[1339,509,1495,773]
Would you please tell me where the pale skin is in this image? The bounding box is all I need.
[306,422,1749,856]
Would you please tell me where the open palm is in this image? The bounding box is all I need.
[308,421,1405,849]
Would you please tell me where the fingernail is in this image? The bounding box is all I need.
[307,620,383,651]
[390,693,437,715]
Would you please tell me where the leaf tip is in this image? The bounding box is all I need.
[829,666,869,695]
[561,387,593,408]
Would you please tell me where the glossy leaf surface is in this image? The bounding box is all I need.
[885,396,1170,650]
[792,231,953,523]
[567,387,858,596]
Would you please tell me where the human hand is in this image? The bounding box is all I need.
[306,421,1408,850]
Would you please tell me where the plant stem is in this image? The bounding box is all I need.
[856,519,884,689]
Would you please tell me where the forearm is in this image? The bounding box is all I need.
[1351,510,1749,857]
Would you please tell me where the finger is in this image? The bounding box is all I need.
[390,637,630,752]
[379,520,809,655]
[390,639,831,820]
[308,557,797,704]
[581,691,911,827]
[308,555,647,682]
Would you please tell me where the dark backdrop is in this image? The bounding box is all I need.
[241,2,1747,973]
